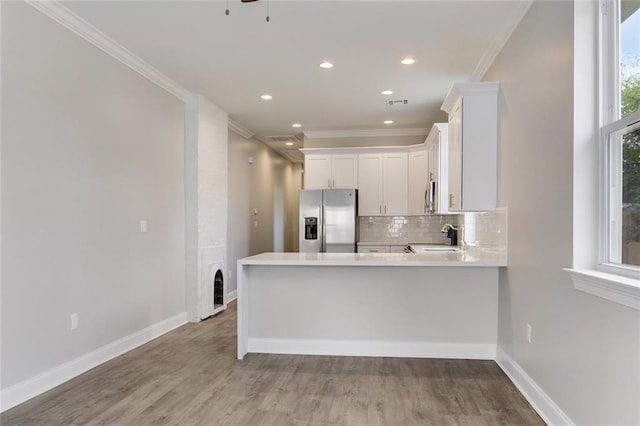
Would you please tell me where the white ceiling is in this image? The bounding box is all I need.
[61,0,529,161]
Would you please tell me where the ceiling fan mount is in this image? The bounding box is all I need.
[227,0,269,22]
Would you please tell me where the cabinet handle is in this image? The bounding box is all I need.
[379,205,382,214]
[332,179,335,188]
[449,193,454,208]
[384,205,387,214]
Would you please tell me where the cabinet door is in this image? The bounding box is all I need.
[434,127,449,214]
[357,154,383,215]
[331,154,358,189]
[382,152,408,216]
[408,150,428,215]
[304,154,331,189]
[357,245,390,253]
[448,100,463,211]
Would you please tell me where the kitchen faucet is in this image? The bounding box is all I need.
[441,224,465,248]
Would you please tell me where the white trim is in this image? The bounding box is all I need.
[0,312,188,412]
[226,289,238,302]
[247,338,496,360]
[441,82,500,114]
[228,119,254,139]
[565,268,640,311]
[303,128,428,139]
[470,0,534,81]
[496,347,575,426]
[600,113,640,270]
[600,0,620,126]
[25,0,194,103]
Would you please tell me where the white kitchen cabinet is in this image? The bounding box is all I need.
[441,82,498,211]
[382,153,408,215]
[408,123,448,215]
[358,152,407,216]
[357,244,390,253]
[331,154,358,188]
[408,148,428,215]
[357,244,408,253]
[425,123,449,214]
[357,154,383,215]
[303,153,358,190]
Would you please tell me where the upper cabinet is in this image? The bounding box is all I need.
[303,153,358,189]
[441,82,499,211]
[358,152,407,216]
[425,123,449,214]
[408,148,428,215]
[408,123,448,215]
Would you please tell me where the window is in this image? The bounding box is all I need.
[600,0,640,278]
[568,0,640,311]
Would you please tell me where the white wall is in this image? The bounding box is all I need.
[227,130,302,294]
[486,1,640,424]
[195,97,228,318]
[1,0,186,401]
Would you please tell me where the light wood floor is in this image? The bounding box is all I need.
[3,301,544,425]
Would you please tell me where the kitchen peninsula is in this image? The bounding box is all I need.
[237,249,506,361]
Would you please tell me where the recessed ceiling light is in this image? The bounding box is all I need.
[401,58,416,65]
[292,123,302,128]
[381,90,393,95]
[261,94,273,100]
[319,62,334,69]
[285,142,294,146]
[384,120,394,124]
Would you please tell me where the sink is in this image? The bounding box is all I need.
[408,244,460,253]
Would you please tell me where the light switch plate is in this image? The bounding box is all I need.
[140,220,147,233]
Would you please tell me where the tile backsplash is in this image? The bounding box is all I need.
[359,208,507,249]
[359,215,457,244]
[462,208,507,248]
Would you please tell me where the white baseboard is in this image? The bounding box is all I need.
[226,289,237,303]
[248,338,496,360]
[1,312,188,412]
[496,346,574,425]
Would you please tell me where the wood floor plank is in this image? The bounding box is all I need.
[2,301,544,425]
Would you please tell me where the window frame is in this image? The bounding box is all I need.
[598,0,640,279]
[600,114,640,279]
[567,0,640,311]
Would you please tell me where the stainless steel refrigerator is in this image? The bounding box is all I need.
[299,189,358,253]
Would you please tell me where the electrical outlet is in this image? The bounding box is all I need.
[71,313,78,330]
[140,220,148,233]
[526,323,532,343]
[228,269,233,279]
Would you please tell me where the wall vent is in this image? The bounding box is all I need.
[386,99,409,106]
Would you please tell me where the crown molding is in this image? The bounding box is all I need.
[228,119,254,139]
[25,0,195,103]
[303,128,429,140]
[470,0,534,82]
[441,82,500,114]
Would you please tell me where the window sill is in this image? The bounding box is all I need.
[565,268,640,311]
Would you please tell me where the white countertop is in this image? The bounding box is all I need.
[238,249,506,267]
